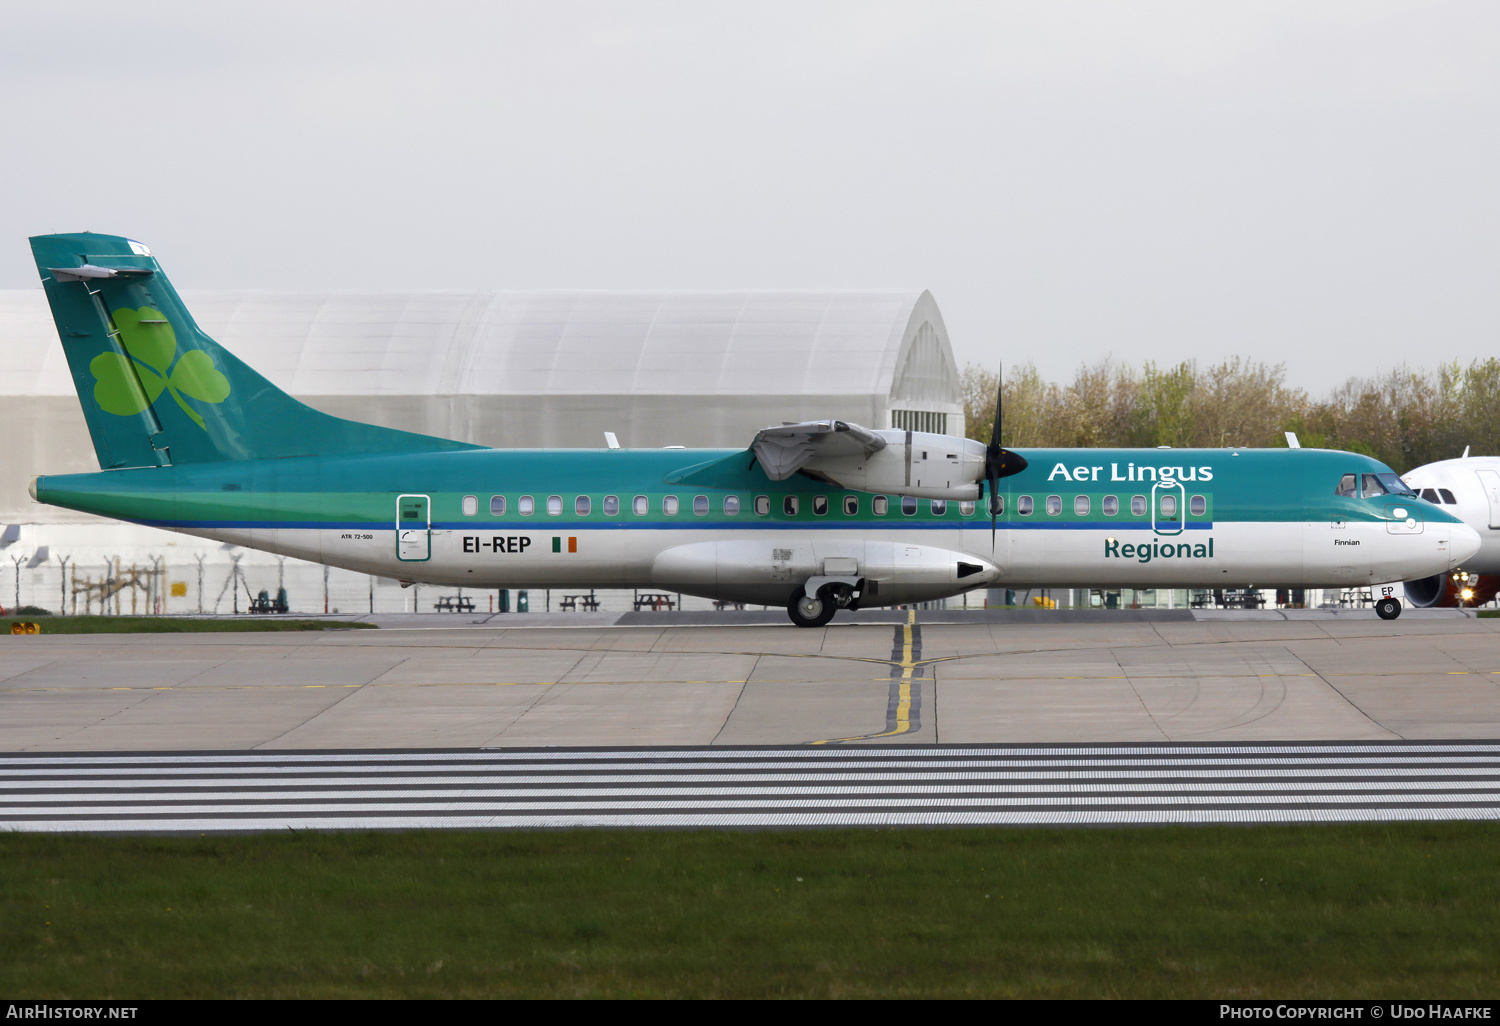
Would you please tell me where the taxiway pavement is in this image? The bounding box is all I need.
[4,611,1500,750]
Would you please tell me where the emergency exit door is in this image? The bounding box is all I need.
[396,494,431,562]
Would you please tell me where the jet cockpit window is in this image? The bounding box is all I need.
[603,495,619,515]
[664,495,680,515]
[724,495,740,515]
[873,496,889,516]
[490,495,506,516]
[843,495,859,515]
[931,499,947,516]
[812,496,829,516]
[959,500,975,516]
[519,495,535,516]
[693,495,709,516]
[901,496,918,515]
[1440,488,1457,504]
[633,495,648,515]
[547,495,563,515]
[462,495,478,517]
[1017,495,1034,516]
[1131,495,1147,516]
[1074,495,1090,516]
[1377,473,1415,496]
[1420,488,1439,503]
[1189,495,1206,517]
[1046,495,1062,516]
[1336,474,1358,497]
[1361,474,1387,498]
[1103,495,1119,516]
[754,495,769,515]
[783,495,799,516]
[575,496,590,516]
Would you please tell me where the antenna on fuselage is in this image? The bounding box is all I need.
[604,431,620,449]
[1463,445,1471,459]
[1284,432,1301,449]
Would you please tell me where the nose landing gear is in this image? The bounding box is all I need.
[1376,587,1403,620]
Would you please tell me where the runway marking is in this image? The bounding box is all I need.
[814,611,923,744]
[9,742,1500,832]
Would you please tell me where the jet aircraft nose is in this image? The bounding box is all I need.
[1450,522,1482,568]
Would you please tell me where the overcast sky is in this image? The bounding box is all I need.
[3,1,1497,394]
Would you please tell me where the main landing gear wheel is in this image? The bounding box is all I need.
[1376,597,1402,620]
[788,587,837,628]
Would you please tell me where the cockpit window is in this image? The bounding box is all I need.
[1440,488,1457,504]
[1378,473,1416,496]
[1420,488,1439,503]
[1336,474,1358,497]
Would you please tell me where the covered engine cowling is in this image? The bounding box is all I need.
[1405,572,1500,608]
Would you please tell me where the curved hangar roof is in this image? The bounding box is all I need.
[1,289,961,451]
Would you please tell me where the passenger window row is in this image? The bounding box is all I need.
[1009,494,1209,518]
[456,493,981,518]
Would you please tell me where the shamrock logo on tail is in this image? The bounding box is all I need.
[89,307,230,430]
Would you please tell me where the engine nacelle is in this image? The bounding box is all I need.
[1405,572,1500,608]
[809,430,986,500]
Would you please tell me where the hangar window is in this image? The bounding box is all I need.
[490,495,506,516]
[902,496,918,516]
[724,495,740,515]
[783,495,799,516]
[576,496,591,516]
[1017,495,1033,516]
[1130,495,1147,516]
[843,495,859,515]
[1102,495,1119,516]
[632,495,648,515]
[1074,495,1090,516]
[931,499,947,516]
[873,496,889,516]
[462,495,478,517]
[547,495,563,516]
[812,495,829,516]
[1336,474,1358,497]
[1440,488,1457,504]
[754,495,770,515]
[1046,495,1062,516]
[1189,495,1206,517]
[518,495,535,516]
[664,496,680,516]
[959,500,975,516]
[693,495,709,516]
[603,495,619,515]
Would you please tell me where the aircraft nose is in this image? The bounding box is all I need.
[1450,522,1482,568]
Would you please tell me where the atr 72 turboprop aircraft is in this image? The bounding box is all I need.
[24,233,1482,625]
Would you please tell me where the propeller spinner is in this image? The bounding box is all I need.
[984,364,1027,546]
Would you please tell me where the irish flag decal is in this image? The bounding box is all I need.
[552,536,578,553]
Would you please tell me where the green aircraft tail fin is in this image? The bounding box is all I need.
[30,232,484,469]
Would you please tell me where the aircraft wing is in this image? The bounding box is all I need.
[751,420,887,481]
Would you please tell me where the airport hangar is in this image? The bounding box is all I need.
[0,287,966,614]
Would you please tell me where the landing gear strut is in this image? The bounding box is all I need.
[787,586,838,628]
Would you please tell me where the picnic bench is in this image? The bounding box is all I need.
[633,593,676,611]
[434,596,475,612]
[559,593,601,611]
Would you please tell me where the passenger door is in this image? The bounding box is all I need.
[1475,470,1500,529]
[396,494,431,562]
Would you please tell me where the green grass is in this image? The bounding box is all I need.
[4,824,1500,998]
[2,616,376,634]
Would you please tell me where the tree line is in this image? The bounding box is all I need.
[961,357,1500,473]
